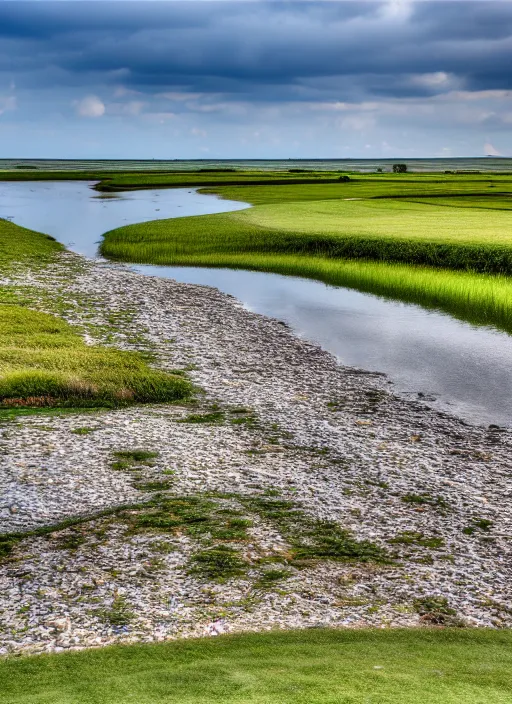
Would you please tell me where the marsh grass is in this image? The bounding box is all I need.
[0,219,191,409]
[100,189,512,334]
[0,304,191,408]
[0,218,62,269]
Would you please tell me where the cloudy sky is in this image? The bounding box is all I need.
[0,1,511,159]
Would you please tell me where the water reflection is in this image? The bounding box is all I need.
[136,265,512,427]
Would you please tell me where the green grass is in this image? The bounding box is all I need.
[99,180,512,333]
[0,218,191,408]
[1,629,512,703]
[100,240,512,335]
[0,218,62,269]
[202,174,512,205]
[100,195,512,274]
[0,303,191,408]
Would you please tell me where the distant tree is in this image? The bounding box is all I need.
[338,175,351,182]
[392,163,407,173]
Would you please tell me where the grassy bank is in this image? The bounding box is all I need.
[121,252,512,333]
[100,191,512,333]
[0,304,190,408]
[0,217,63,269]
[101,196,512,274]
[2,629,512,703]
[0,219,191,408]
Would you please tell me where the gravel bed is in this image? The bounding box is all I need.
[0,252,511,655]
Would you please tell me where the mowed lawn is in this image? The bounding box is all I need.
[1,629,512,704]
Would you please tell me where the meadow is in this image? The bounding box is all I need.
[99,175,512,333]
[0,219,191,408]
[1,628,512,704]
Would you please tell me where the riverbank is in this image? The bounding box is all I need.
[1,247,512,658]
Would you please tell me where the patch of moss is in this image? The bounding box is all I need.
[188,545,247,582]
[240,496,390,565]
[388,531,445,549]
[463,518,494,535]
[100,596,134,626]
[413,596,463,626]
[113,450,159,464]
[178,411,225,424]
[401,493,449,510]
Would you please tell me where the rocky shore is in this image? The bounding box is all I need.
[1,251,511,655]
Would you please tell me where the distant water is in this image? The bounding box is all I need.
[1,158,512,173]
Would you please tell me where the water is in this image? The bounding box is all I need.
[1,180,511,427]
[1,157,512,173]
[0,181,247,258]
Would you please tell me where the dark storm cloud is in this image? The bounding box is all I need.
[0,1,511,101]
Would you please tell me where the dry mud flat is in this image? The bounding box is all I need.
[1,252,511,655]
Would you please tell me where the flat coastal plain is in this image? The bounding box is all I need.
[1,249,511,655]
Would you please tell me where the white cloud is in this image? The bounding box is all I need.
[113,86,142,99]
[0,96,16,116]
[142,112,176,124]
[413,72,451,87]
[159,92,204,101]
[190,127,207,137]
[74,95,105,118]
[109,100,146,116]
[441,90,512,102]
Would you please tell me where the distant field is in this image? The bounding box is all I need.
[2,628,512,704]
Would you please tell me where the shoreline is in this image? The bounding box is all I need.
[1,251,511,655]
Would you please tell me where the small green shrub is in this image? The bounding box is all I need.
[413,596,463,626]
[113,450,159,464]
[178,411,225,424]
[100,596,134,626]
[388,532,445,549]
[0,535,19,559]
[256,568,291,586]
[401,494,449,510]
[463,518,493,535]
[54,531,86,551]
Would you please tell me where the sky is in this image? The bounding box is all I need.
[0,1,511,159]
